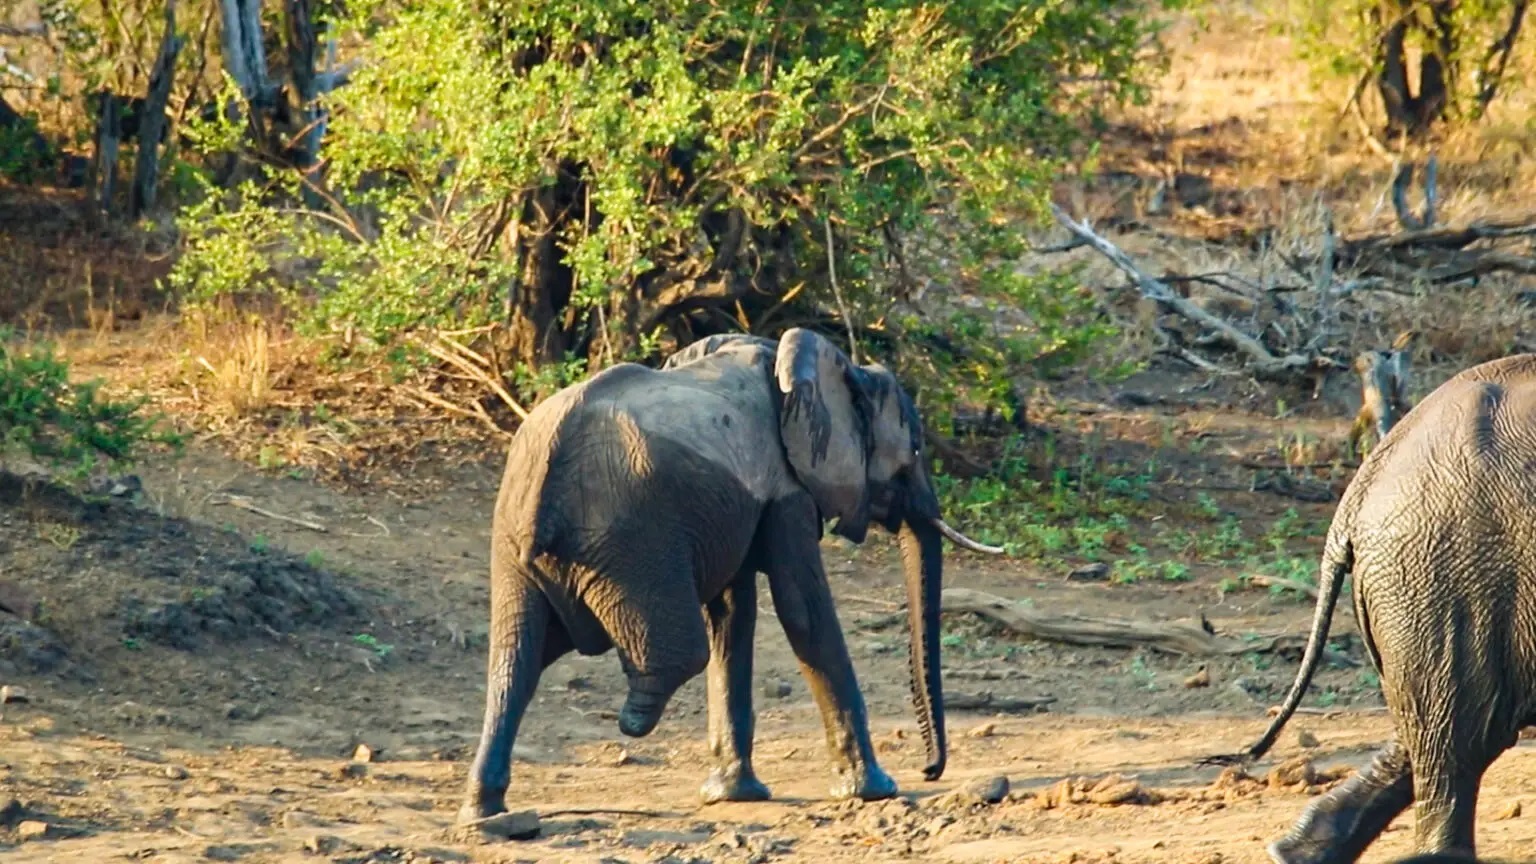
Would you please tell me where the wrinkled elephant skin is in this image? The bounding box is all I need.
[457,329,1004,829]
[1205,354,1536,863]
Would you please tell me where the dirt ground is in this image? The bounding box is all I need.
[7,5,1536,864]
[6,374,1536,864]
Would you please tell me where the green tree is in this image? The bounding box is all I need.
[171,0,1191,412]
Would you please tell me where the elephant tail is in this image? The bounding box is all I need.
[1198,532,1353,767]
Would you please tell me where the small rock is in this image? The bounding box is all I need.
[1296,729,1320,749]
[967,721,997,739]
[109,475,143,497]
[162,765,189,780]
[1267,757,1316,790]
[0,685,29,704]
[352,743,376,763]
[303,834,348,854]
[282,811,326,829]
[1087,775,1147,805]
[763,679,792,699]
[963,775,1010,804]
[1495,800,1523,821]
[16,820,50,841]
[223,702,263,722]
[335,762,367,780]
[566,676,592,691]
[1067,562,1110,582]
[0,579,38,620]
[1183,667,1210,689]
[463,810,541,841]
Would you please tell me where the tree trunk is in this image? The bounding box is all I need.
[284,0,326,208]
[1374,0,1458,139]
[90,94,123,224]
[130,2,184,219]
[507,183,576,375]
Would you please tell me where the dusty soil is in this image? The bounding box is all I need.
[7,7,1536,864]
[5,376,1536,864]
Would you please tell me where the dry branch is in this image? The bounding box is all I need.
[941,588,1307,657]
[1244,574,1320,600]
[210,493,328,532]
[860,589,1349,663]
[1050,204,1316,380]
[945,690,1056,713]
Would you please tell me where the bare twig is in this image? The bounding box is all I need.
[209,493,328,532]
[1050,204,1313,380]
[412,335,530,421]
[824,215,860,365]
[1244,574,1320,600]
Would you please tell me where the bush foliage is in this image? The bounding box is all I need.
[167,0,1190,417]
[0,333,180,475]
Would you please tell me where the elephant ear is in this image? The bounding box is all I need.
[775,328,870,538]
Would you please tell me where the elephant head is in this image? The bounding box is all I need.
[678,327,1004,781]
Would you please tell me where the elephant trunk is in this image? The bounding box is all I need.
[897,518,947,781]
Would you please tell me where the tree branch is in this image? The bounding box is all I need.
[1050,203,1313,380]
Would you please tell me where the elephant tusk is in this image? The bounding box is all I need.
[931,517,1006,555]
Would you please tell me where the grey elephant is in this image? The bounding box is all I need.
[1202,353,1536,863]
[457,328,1003,829]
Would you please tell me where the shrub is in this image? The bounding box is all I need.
[0,332,180,476]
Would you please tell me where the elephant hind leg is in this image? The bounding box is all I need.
[701,567,771,804]
[575,554,710,739]
[1405,720,1507,858]
[459,577,574,824]
[1268,739,1413,864]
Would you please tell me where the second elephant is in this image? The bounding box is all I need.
[458,328,1003,829]
[1204,353,1536,863]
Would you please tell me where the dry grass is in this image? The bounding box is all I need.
[1041,0,1536,398]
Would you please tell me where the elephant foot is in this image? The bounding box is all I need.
[457,787,507,826]
[1267,803,1373,864]
[701,767,772,804]
[830,764,899,802]
[619,688,673,737]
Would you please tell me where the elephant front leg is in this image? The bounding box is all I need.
[700,568,771,804]
[1269,740,1413,864]
[760,497,897,802]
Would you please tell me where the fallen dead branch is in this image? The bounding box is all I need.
[1285,159,1536,286]
[945,690,1056,713]
[1244,574,1320,600]
[209,493,328,533]
[410,332,530,422]
[1050,203,1320,382]
[941,587,1301,657]
[1266,704,1387,717]
[860,589,1357,666]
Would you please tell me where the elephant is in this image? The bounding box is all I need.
[457,327,1005,829]
[1201,353,1536,863]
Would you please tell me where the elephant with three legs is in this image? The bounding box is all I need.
[1202,353,1536,863]
[457,328,1004,829]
